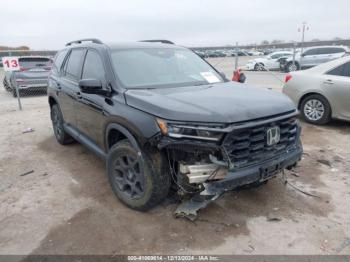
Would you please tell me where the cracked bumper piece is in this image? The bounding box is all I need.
[202,145,303,195]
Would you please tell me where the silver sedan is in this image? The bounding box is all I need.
[283,56,350,124]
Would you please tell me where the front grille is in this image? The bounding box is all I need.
[222,116,299,169]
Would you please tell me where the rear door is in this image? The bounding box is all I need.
[323,61,350,119]
[75,49,108,147]
[57,48,86,127]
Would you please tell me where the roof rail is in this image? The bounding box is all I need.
[66,38,103,46]
[140,39,174,44]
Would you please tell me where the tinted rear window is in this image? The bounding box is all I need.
[19,57,52,68]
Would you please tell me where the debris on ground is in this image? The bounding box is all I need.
[243,244,255,253]
[267,213,282,222]
[335,238,350,253]
[317,159,332,167]
[286,180,321,199]
[290,172,300,177]
[20,170,34,176]
[174,194,221,221]
[22,127,35,134]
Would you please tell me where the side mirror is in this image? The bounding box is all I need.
[79,79,109,96]
[301,53,306,57]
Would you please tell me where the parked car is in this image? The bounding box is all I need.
[245,51,293,71]
[194,50,206,59]
[283,56,350,124]
[231,50,250,56]
[3,56,52,97]
[207,50,226,57]
[48,38,302,211]
[247,50,264,56]
[280,46,348,73]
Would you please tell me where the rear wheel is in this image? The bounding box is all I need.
[300,94,331,125]
[50,104,74,144]
[107,140,170,211]
[286,62,300,72]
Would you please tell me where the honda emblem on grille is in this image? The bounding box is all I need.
[266,126,280,146]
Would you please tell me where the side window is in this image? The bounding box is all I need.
[82,50,105,80]
[327,64,345,76]
[317,48,331,55]
[64,49,86,81]
[270,53,280,59]
[52,50,68,74]
[327,48,345,54]
[341,62,350,77]
[303,49,318,56]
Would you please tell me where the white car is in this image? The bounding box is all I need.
[248,50,264,56]
[281,45,348,72]
[246,51,293,71]
[283,56,350,124]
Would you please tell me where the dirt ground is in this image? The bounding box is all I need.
[0,64,350,255]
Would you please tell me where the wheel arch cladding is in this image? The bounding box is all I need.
[106,123,143,151]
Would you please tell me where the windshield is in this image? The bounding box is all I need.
[110,48,224,89]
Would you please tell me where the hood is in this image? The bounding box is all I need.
[125,82,296,123]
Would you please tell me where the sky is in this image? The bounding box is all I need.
[1,0,349,49]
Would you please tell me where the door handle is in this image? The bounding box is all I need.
[324,79,334,85]
[76,92,83,99]
[57,83,61,90]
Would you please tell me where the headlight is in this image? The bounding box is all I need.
[156,119,224,141]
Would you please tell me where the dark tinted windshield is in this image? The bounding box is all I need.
[110,48,223,89]
[19,57,52,68]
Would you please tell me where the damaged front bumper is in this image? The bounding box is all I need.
[201,144,302,195]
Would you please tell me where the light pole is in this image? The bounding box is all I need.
[298,22,309,62]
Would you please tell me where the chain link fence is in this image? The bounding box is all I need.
[1,50,57,110]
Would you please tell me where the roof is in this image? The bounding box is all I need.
[304,45,348,50]
[64,39,184,50]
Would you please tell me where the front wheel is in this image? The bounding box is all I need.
[300,94,331,125]
[254,63,265,71]
[107,140,171,211]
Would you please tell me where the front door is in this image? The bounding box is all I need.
[76,49,108,148]
[57,48,86,127]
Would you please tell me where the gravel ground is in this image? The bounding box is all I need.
[0,61,350,256]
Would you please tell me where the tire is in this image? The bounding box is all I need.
[3,78,8,91]
[254,63,264,71]
[300,94,331,125]
[50,104,74,144]
[107,140,171,211]
[286,62,300,72]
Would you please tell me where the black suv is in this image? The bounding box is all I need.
[48,39,303,211]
